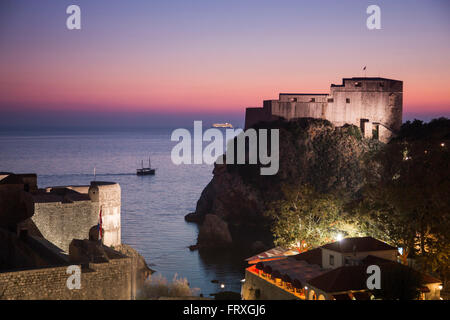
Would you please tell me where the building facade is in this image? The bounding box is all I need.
[241,237,442,300]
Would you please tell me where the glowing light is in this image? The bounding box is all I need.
[438,285,443,290]
[240,279,246,283]
[336,233,343,242]
[398,247,403,255]
[304,286,308,290]
[220,283,225,289]
[441,143,445,147]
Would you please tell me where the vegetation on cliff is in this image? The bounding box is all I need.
[265,118,450,285]
[189,117,450,286]
[189,118,381,249]
[263,184,361,250]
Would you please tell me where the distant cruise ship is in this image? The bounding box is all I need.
[212,122,233,128]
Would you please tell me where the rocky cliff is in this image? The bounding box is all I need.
[186,118,381,250]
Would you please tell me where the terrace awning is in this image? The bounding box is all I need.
[255,256,326,288]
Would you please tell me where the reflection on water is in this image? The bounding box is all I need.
[0,128,245,295]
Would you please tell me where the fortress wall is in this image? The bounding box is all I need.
[244,78,402,142]
[0,258,132,300]
[293,102,327,119]
[271,101,328,122]
[32,200,98,252]
[279,94,328,103]
[245,102,280,129]
[88,182,121,247]
[271,101,293,119]
[327,90,364,126]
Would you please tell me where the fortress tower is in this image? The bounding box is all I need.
[245,77,403,143]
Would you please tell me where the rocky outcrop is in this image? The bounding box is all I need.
[114,243,155,276]
[197,214,233,249]
[114,244,155,297]
[187,118,381,250]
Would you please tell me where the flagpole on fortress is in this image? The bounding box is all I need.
[363,66,367,78]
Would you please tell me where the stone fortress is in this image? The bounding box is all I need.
[0,173,152,300]
[28,180,121,252]
[245,77,403,143]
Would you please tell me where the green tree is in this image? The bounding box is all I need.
[264,184,359,249]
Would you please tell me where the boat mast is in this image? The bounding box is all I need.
[149,157,151,169]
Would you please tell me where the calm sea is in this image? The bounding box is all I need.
[0,127,246,295]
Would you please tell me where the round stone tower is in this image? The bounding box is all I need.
[88,181,121,247]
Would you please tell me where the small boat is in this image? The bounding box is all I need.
[212,122,233,128]
[137,158,155,175]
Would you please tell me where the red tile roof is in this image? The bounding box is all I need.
[294,248,322,266]
[321,237,397,253]
[308,261,441,293]
[308,265,369,293]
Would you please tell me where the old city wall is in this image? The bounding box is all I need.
[32,200,98,252]
[0,258,132,300]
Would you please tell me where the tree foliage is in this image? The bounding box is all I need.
[264,118,450,292]
[356,118,450,284]
[264,184,361,249]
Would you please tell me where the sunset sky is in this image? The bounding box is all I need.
[1,0,449,128]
